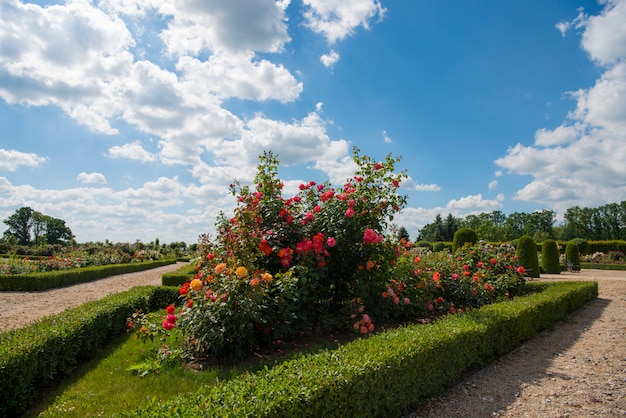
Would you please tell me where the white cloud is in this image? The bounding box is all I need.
[177,52,302,102]
[0,149,46,171]
[534,124,580,146]
[382,130,392,143]
[77,172,107,184]
[488,180,498,191]
[580,0,626,66]
[108,141,157,163]
[320,50,340,67]
[401,176,440,192]
[0,0,135,135]
[303,0,386,44]
[496,0,626,212]
[158,0,291,55]
[394,194,505,239]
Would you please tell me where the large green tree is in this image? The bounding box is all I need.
[2,207,74,245]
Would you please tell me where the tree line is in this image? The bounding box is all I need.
[415,201,626,243]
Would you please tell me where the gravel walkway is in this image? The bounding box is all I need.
[0,262,186,332]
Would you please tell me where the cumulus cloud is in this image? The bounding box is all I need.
[403,178,441,192]
[302,0,386,44]
[108,141,157,163]
[0,149,46,171]
[496,0,626,213]
[394,194,505,239]
[77,172,107,184]
[320,50,340,67]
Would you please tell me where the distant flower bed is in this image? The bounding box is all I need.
[0,245,164,275]
[581,250,625,264]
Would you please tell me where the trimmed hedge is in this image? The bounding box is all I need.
[0,259,176,291]
[162,262,197,286]
[122,281,597,418]
[581,263,626,271]
[0,285,180,418]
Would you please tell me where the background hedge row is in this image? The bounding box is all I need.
[0,258,176,291]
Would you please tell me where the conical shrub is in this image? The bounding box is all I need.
[516,235,540,278]
[452,228,478,252]
[565,241,581,270]
[541,239,561,274]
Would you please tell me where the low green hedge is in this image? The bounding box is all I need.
[123,281,597,418]
[0,259,176,291]
[580,262,626,271]
[162,262,197,286]
[0,285,180,418]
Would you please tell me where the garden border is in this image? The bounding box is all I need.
[122,281,597,418]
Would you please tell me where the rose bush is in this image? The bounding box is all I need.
[165,148,408,358]
[142,149,528,362]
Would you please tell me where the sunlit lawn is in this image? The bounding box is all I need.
[24,312,358,418]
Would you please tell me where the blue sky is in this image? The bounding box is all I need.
[1,0,625,244]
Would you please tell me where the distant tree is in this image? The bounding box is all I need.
[397,226,410,242]
[2,207,74,246]
[418,214,447,242]
[3,207,34,245]
[443,213,458,241]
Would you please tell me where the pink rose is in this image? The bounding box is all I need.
[326,237,336,247]
[162,320,175,330]
[345,208,355,218]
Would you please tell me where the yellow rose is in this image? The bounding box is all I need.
[235,266,248,279]
[190,278,203,291]
[262,272,273,284]
[214,263,227,275]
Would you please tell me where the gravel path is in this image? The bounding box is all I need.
[409,269,626,417]
[0,262,186,332]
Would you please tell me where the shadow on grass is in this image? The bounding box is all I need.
[21,324,366,417]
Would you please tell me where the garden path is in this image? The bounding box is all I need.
[0,262,185,332]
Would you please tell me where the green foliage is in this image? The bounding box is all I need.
[516,235,540,278]
[124,281,597,418]
[432,241,451,252]
[161,262,197,286]
[169,149,408,360]
[2,206,74,245]
[571,238,590,254]
[565,241,581,266]
[0,286,170,418]
[541,239,561,274]
[0,259,176,291]
[414,240,432,250]
[452,227,478,251]
[585,239,626,254]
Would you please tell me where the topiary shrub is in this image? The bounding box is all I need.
[516,235,540,278]
[452,228,478,251]
[541,239,561,274]
[432,242,452,252]
[565,241,581,270]
[571,238,589,255]
[415,240,433,250]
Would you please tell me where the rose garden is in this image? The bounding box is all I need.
[0,150,602,417]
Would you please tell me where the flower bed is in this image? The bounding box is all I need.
[121,281,598,418]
